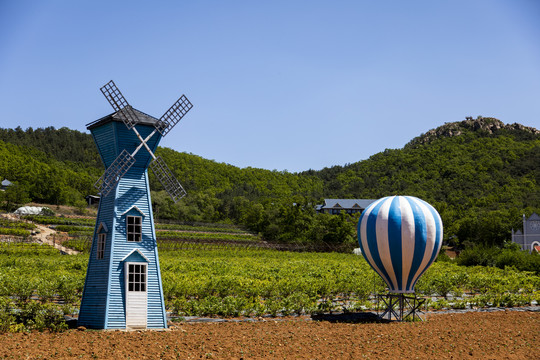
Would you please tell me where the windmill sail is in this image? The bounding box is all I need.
[150,156,187,202]
[95,149,136,196]
[96,80,192,203]
[155,95,193,136]
[100,80,140,129]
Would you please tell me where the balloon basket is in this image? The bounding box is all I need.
[376,293,425,322]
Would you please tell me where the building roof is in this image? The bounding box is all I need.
[321,199,377,210]
[122,205,147,218]
[121,248,150,263]
[1,179,12,187]
[527,212,540,221]
[86,108,159,130]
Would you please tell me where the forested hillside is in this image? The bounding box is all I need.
[0,116,538,248]
[303,117,540,246]
[0,135,99,206]
[0,126,101,167]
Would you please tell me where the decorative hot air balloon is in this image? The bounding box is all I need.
[357,196,443,293]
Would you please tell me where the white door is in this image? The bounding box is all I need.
[125,262,148,329]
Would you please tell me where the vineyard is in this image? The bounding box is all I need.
[0,217,36,238]
[0,214,539,332]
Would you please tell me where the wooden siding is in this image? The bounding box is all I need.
[78,189,116,328]
[146,173,169,327]
[79,121,167,330]
[103,169,167,329]
[91,122,118,168]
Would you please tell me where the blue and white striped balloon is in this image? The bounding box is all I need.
[357,196,443,293]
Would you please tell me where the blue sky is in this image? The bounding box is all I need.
[1,0,539,172]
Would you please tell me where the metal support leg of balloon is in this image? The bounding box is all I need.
[376,293,426,322]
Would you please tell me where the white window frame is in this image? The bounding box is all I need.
[125,262,148,292]
[127,215,142,242]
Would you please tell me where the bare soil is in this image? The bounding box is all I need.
[0,311,538,359]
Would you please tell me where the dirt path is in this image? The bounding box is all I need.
[1,213,79,255]
[0,311,537,359]
[33,222,80,255]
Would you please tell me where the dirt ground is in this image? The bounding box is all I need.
[0,311,538,359]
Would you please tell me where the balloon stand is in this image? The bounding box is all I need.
[376,293,425,322]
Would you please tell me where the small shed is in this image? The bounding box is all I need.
[1,179,13,191]
[85,195,100,206]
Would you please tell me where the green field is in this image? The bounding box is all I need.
[0,215,538,331]
[0,242,538,331]
[22,215,262,251]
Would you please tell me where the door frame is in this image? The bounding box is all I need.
[124,261,148,329]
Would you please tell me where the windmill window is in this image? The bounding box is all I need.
[97,233,106,259]
[127,263,147,292]
[127,216,142,242]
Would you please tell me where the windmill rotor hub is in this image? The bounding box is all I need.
[94,80,192,202]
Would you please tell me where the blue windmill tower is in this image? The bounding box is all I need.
[78,81,192,329]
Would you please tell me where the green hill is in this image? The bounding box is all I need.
[0,116,538,248]
[303,117,540,246]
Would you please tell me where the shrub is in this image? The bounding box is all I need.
[0,298,68,333]
[457,245,540,274]
[0,228,31,237]
[17,301,67,332]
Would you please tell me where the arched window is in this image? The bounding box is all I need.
[96,222,108,260]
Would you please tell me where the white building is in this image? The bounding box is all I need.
[511,213,540,252]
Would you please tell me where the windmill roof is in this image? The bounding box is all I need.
[86,108,159,130]
[321,199,377,210]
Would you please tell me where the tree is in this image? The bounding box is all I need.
[1,182,30,211]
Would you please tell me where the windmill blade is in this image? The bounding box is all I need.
[154,95,193,136]
[94,149,136,196]
[100,80,140,129]
[149,156,187,203]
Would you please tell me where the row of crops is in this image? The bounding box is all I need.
[17,215,341,252]
[22,215,249,233]
[23,215,261,249]
[0,214,539,331]
[160,248,540,316]
[0,217,36,238]
[0,242,539,329]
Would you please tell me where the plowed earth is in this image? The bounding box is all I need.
[1,311,538,359]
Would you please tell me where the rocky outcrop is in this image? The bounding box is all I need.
[407,116,539,147]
